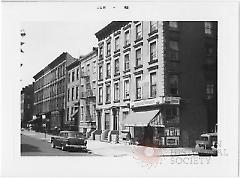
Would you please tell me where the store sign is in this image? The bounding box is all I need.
[166,136,179,146]
[131,97,164,108]
[164,97,180,105]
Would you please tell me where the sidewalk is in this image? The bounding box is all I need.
[21,130,198,157]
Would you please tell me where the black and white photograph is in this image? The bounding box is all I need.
[1,1,239,177]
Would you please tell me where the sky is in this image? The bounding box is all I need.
[20,21,110,87]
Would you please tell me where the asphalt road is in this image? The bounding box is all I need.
[21,134,98,156]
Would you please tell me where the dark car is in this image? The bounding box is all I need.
[195,132,217,156]
[51,131,87,151]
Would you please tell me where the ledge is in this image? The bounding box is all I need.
[113,52,121,58]
[134,70,143,75]
[114,72,120,77]
[133,41,143,48]
[147,65,158,71]
[134,64,143,70]
[123,43,131,49]
[147,34,159,42]
[105,101,111,105]
[134,37,143,44]
[113,100,120,103]
[123,47,131,53]
[123,69,130,73]
[123,74,131,79]
[105,54,111,58]
[114,30,121,36]
[123,98,130,102]
[148,59,158,65]
[123,23,131,30]
[114,49,120,54]
[148,29,158,37]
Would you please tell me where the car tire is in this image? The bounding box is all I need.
[61,145,66,151]
[51,142,55,148]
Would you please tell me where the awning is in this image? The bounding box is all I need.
[124,110,160,127]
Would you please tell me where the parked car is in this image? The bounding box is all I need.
[51,131,87,151]
[195,132,217,156]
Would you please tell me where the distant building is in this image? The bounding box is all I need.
[21,83,34,128]
[79,48,98,137]
[33,52,77,133]
[94,21,217,147]
[65,59,80,131]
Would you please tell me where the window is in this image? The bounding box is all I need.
[106,63,111,78]
[150,41,157,61]
[124,54,130,71]
[67,107,69,121]
[124,80,130,99]
[86,64,90,74]
[67,89,70,102]
[72,70,75,82]
[98,65,103,80]
[114,82,120,101]
[93,61,96,73]
[136,76,142,99]
[165,107,179,124]
[76,68,79,80]
[98,87,103,104]
[206,83,214,99]
[68,73,71,83]
[80,106,84,121]
[124,30,130,46]
[76,86,79,100]
[105,113,110,130]
[169,21,178,29]
[169,41,179,61]
[114,58,119,74]
[150,21,157,32]
[99,46,104,58]
[150,72,157,98]
[72,87,74,100]
[169,75,179,95]
[136,23,142,40]
[106,84,111,103]
[204,22,213,35]
[115,37,120,51]
[106,42,111,56]
[136,48,142,67]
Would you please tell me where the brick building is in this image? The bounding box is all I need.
[94,21,217,147]
[79,48,98,137]
[33,52,77,133]
[21,83,34,128]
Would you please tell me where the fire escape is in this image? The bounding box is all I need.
[80,72,96,130]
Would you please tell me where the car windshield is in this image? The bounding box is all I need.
[200,136,208,141]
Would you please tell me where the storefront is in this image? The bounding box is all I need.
[124,96,181,147]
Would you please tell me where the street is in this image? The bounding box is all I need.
[21,133,97,156]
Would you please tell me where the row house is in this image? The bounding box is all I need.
[65,59,80,131]
[79,48,98,137]
[33,52,77,133]
[94,21,217,147]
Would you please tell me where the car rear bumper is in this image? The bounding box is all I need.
[65,144,87,149]
[194,148,217,156]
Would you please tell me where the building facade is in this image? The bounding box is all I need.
[79,48,98,138]
[65,59,80,131]
[21,83,34,128]
[33,52,77,133]
[94,21,217,147]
